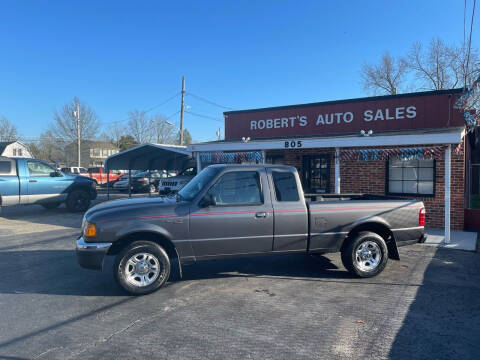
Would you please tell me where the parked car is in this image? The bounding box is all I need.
[76,164,426,295]
[113,171,165,193]
[61,167,89,176]
[0,156,97,212]
[87,167,122,185]
[158,166,197,195]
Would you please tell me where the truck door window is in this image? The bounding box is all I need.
[208,171,262,205]
[27,161,55,177]
[272,171,299,201]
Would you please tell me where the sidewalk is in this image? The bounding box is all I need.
[423,228,478,251]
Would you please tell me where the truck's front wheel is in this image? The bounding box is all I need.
[114,241,171,295]
[66,190,91,212]
[341,231,388,278]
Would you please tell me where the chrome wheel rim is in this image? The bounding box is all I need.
[124,252,161,287]
[354,240,381,272]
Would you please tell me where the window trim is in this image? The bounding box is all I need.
[206,170,264,207]
[385,158,436,197]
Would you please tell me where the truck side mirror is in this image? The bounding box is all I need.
[200,194,217,207]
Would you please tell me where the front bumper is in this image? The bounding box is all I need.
[76,237,111,270]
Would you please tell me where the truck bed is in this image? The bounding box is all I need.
[304,193,406,202]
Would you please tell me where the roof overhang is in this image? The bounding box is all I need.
[105,143,193,170]
[189,128,466,152]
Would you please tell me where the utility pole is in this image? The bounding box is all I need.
[74,99,81,167]
[179,75,185,146]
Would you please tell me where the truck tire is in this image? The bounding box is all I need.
[341,231,388,278]
[66,190,91,212]
[114,241,171,295]
[41,202,61,209]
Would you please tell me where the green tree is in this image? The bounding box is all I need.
[118,135,139,151]
[176,128,193,145]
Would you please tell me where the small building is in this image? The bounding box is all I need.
[0,141,33,158]
[65,140,120,168]
[189,89,480,236]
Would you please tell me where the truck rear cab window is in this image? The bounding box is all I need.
[272,171,299,201]
[0,160,14,175]
[208,171,262,205]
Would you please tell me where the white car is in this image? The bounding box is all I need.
[158,167,197,195]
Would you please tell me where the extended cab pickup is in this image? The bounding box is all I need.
[77,164,426,295]
[0,157,97,212]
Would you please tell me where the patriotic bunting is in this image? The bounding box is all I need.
[339,145,461,162]
[201,151,263,164]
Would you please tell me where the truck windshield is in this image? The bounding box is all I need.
[177,166,220,202]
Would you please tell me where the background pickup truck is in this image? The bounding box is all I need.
[0,156,97,212]
[77,164,426,295]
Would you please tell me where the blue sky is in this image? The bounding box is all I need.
[0,0,477,142]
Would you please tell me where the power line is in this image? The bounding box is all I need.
[186,92,234,110]
[103,92,181,125]
[184,110,224,123]
[466,0,477,85]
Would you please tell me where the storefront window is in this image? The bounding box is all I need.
[388,159,435,196]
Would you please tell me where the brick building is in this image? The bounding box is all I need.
[189,89,479,235]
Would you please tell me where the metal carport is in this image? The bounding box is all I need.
[104,143,193,199]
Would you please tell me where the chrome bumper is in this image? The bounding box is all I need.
[76,237,112,270]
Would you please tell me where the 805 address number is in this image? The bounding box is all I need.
[284,140,302,148]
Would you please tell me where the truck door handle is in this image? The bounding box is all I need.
[29,180,37,183]
[255,212,267,218]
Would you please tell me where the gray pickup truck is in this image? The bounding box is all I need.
[77,164,426,295]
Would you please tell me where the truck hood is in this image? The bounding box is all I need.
[85,196,177,220]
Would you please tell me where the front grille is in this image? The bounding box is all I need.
[162,181,178,187]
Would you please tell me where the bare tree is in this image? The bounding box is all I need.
[28,131,67,163]
[127,110,153,144]
[0,116,19,142]
[104,122,126,147]
[50,97,100,142]
[361,52,407,95]
[406,38,479,90]
[150,115,176,144]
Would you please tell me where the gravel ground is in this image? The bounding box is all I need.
[0,199,479,360]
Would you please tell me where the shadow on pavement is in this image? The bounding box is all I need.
[0,249,124,296]
[389,247,480,359]
[0,248,413,296]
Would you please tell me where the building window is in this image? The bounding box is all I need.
[18,149,22,156]
[388,159,435,196]
[12,149,17,156]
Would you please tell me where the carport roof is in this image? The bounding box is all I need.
[104,143,192,170]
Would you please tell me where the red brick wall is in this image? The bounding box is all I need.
[266,143,465,230]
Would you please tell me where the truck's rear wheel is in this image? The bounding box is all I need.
[341,231,388,278]
[114,241,170,295]
[66,190,91,212]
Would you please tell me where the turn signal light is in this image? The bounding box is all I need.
[84,223,97,237]
[419,207,426,226]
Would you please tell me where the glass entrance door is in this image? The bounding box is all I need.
[303,155,330,194]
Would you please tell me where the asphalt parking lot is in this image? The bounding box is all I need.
[0,195,479,360]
